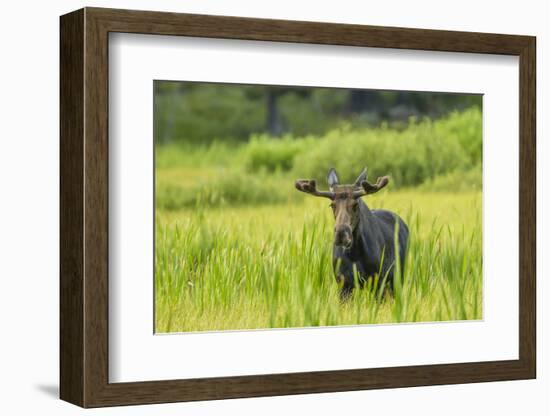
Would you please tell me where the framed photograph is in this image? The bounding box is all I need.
[60,7,536,408]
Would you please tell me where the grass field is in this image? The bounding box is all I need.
[154,109,483,333]
[155,182,482,333]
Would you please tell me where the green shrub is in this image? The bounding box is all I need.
[291,108,481,187]
[433,108,482,165]
[244,134,314,173]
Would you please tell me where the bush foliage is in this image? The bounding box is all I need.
[156,107,482,210]
[245,108,481,187]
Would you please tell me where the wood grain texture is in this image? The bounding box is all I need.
[83,10,111,406]
[518,38,536,376]
[59,8,84,407]
[59,7,537,408]
[88,7,532,55]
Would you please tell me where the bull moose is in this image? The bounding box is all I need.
[295,168,409,300]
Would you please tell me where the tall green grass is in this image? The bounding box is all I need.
[155,192,482,332]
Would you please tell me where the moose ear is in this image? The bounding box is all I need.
[354,168,367,187]
[327,168,339,189]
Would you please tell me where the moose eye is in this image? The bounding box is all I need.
[329,203,336,209]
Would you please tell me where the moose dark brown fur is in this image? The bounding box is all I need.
[295,168,409,300]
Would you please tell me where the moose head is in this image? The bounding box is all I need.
[295,168,389,249]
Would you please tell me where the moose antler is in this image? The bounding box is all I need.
[351,175,390,198]
[361,176,390,195]
[295,179,335,199]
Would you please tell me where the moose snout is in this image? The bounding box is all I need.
[334,224,353,248]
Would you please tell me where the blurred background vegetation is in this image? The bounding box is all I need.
[154,81,482,210]
[155,81,481,144]
[154,82,483,331]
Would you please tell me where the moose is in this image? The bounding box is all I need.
[295,168,409,300]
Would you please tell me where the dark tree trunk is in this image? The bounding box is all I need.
[395,91,407,106]
[163,83,184,145]
[266,90,283,137]
[348,90,369,114]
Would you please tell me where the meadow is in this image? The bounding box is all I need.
[155,108,482,332]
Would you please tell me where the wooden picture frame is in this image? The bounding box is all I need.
[60,7,536,408]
